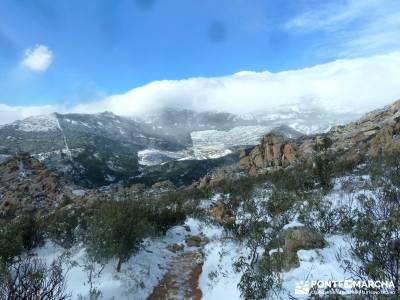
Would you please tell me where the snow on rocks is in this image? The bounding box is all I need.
[15,114,60,132]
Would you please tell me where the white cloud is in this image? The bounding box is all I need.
[285,0,400,58]
[0,103,63,125]
[73,51,400,115]
[1,51,400,125]
[20,45,53,72]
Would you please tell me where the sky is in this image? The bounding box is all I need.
[0,0,400,123]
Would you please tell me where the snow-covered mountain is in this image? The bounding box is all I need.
[0,106,359,186]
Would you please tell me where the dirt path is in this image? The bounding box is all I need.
[147,250,204,300]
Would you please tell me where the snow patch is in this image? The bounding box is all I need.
[15,114,59,132]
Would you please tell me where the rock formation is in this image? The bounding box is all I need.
[240,99,400,174]
[239,134,299,175]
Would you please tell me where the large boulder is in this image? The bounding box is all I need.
[283,227,326,254]
[185,235,209,247]
[269,226,326,272]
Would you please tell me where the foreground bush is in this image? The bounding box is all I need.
[85,199,151,272]
[345,152,400,297]
[148,193,186,235]
[85,194,187,272]
[0,216,44,267]
[0,257,70,300]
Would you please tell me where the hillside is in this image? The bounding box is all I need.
[0,106,347,187]
[0,100,399,299]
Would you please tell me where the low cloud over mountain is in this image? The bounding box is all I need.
[1,51,400,125]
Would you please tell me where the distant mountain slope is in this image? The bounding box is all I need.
[0,106,358,186]
[0,112,186,186]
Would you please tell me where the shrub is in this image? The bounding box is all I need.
[15,215,44,251]
[0,225,23,267]
[0,216,44,268]
[59,194,73,208]
[313,155,334,192]
[85,199,151,272]
[234,254,282,300]
[0,256,70,300]
[266,166,315,193]
[266,190,298,217]
[45,208,86,249]
[343,151,400,297]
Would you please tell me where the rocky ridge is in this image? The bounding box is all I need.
[239,99,400,174]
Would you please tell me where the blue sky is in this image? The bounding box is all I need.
[0,0,399,109]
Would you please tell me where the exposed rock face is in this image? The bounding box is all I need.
[197,169,229,189]
[240,134,299,173]
[240,99,400,174]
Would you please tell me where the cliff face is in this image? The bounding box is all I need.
[240,99,400,175]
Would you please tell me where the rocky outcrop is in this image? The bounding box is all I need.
[151,180,176,191]
[240,99,400,174]
[197,169,229,189]
[240,134,299,174]
[0,153,66,220]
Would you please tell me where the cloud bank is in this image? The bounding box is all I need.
[1,51,400,125]
[20,45,53,72]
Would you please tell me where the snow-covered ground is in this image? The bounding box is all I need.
[33,179,366,299]
[198,219,354,300]
[0,154,11,164]
[199,230,246,300]
[138,125,272,165]
[34,218,238,300]
[282,234,353,299]
[35,223,195,299]
[190,126,271,158]
[33,222,355,300]
[138,148,193,166]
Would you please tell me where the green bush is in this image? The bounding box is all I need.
[59,194,73,208]
[0,226,23,267]
[85,199,151,272]
[45,208,86,249]
[343,151,400,296]
[266,166,315,193]
[0,216,44,268]
[313,155,333,192]
[15,215,44,251]
[234,254,282,300]
[266,190,298,217]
